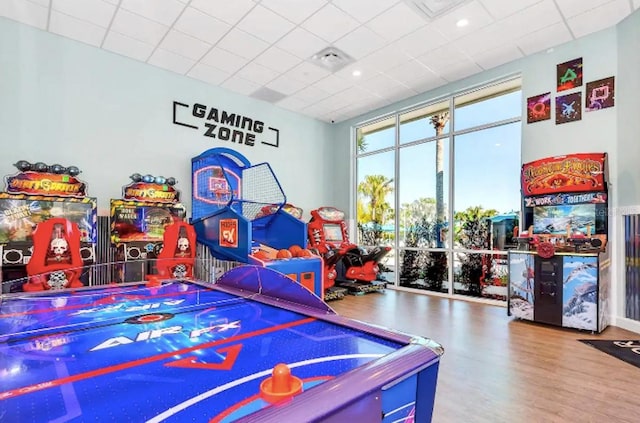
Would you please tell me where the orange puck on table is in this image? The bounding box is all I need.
[259,363,303,404]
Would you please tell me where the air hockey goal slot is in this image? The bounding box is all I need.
[259,363,303,404]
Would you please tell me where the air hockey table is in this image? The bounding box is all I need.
[0,265,443,422]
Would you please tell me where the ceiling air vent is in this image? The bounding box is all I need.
[403,0,472,20]
[310,47,355,72]
[250,87,287,103]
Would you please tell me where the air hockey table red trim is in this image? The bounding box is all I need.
[0,265,443,422]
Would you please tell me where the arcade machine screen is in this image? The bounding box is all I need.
[110,204,184,243]
[530,203,606,236]
[0,198,96,243]
[323,224,344,243]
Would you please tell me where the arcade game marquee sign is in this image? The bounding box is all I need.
[173,101,280,148]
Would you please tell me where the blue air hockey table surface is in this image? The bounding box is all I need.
[0,266,443,422]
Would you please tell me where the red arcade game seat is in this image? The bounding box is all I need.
[23,218,84,292]
[156,221,196,280]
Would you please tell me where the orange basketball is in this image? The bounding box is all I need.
[289,245,302,256]
[277,249,293,259]
[297,249,313,257]
[253,250,269,260]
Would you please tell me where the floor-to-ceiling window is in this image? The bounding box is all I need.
[355,78,521,301]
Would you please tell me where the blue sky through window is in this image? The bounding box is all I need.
[357,91,522,216]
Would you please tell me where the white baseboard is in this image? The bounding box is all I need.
[612,316,640,335]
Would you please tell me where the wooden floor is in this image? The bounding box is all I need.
[330,289,640,423]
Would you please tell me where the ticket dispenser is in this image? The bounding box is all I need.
[533,255,563,326]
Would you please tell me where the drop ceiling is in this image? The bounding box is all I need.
[2,0,638,123]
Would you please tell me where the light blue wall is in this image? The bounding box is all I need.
[616,11,640,206]
[0,17,334,217]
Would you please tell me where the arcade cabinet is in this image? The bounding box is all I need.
[190,148,325,300]
[308,207,389,295]
[0,161,97,293]
[23,218,84,291]
[155,221,196,280]
[110,174,186,283]
[508,153,610,332]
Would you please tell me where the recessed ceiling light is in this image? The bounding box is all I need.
[456,18,469,27]
[352,70,362,77]
[495,143,501,147]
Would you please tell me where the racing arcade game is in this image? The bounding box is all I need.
[308,207,389,295]
[110,174,186,282]
[0,161,97,293]
[508,153,610,332]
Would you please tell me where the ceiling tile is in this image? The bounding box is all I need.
[439,60,483,82]
[276,27,328,59]
[357,73,409,96]
[285,61,331,84]
[555,0,616,18]
[160,30,212,60]
[634,0,640,9]
[200,47,249,74]
[174,7,231,44]
[332,0,398,23]
[266,75,308,95]
[470,44,523,70]
[188,63,231,85]
[333,59,383,81]
[260,0,327,24]
[402,71,447,93]
[237,5,295,43]
[365,2,426,41]
[411,76,448,93]
[120,0,186,26]
[357,44,415,73]
[221,75,262,96]
[301,3,360,43]
[253,46,302,73]
[291,85,331,103]
[415,45,470,72]
[52,0,117,28]
[515,22,572,55]
[26,0,50,6]
[567,0,631,38]
[103,30,154,61]
[452,22,509,55]
[190,0,256,25]
[382,59,438,86]
[49,10,106,47]
[235,62,280,85]
[383,87,418,104]
[395,26,450,58]
[498,0,563,39]
[478,0,544,20]
[333,26,387,59]
[111,8,169,45]
[312,74,353,94]
[0,0,48,29]
[277,96,313,113]
[148,48,195,74]
[429,1,495,40]
[216,28,269,60]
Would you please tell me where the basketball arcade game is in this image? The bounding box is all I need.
[0,161,97,292]
[308,207,389,294]
[110,174,186,282]
[508,153,610,332]
[0,264,443,422]
[191,148,325,299]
